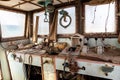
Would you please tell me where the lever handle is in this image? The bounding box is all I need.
[79,66,86,70]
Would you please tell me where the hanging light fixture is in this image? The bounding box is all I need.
[46,3,55,13]
[38,0,55,22]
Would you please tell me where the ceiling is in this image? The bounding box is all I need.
[0,0,74,11]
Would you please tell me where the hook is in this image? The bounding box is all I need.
[44,11,48,22]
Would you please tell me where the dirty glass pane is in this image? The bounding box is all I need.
[0,10,25,38]
[57,7,76,34]
[33,12,49,35]
[85,2,116,33]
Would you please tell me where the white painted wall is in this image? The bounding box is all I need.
[0,46,11,80]
[0,39,30,80]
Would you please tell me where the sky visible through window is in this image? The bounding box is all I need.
[85,2,116,33]
[0,10,25,38]
[57,7,76,34]
[33,12,49,35]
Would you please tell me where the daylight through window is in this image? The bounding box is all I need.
[0,10,25,38]
[84,2,116,33]
[33,12,49,35]
[57,7,76,34]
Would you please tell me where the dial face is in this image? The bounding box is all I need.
[60,15,72,28]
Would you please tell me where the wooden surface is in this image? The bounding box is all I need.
[14,47,120,64]
[0,61,2,80]
[41,56,57,80]
[7,47,120,80]
[80,48,120,64]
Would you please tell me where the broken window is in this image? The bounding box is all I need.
[84,1,116,34]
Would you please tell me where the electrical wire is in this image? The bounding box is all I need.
[92,6,97,24]
[105,2,111,33]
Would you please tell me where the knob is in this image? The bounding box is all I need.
[11,54,16,60]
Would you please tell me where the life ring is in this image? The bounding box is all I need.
[59,14,72,28]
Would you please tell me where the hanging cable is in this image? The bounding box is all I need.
[105,2,111,33]
[92,6,97,24]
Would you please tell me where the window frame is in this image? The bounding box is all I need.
[56,5,77,38]
[0,9,27,42]
[33,10,49,38]
[82,0,119,38]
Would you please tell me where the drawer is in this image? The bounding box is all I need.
[24,54,41,67]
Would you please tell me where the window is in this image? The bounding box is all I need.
[84,2,116,34]
[0,10,25,38]
[33,11,49,35]
[57,7,76,34]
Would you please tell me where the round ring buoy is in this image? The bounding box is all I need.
[59,15,72,28]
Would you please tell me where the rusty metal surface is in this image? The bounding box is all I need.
[7,47,120,80]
